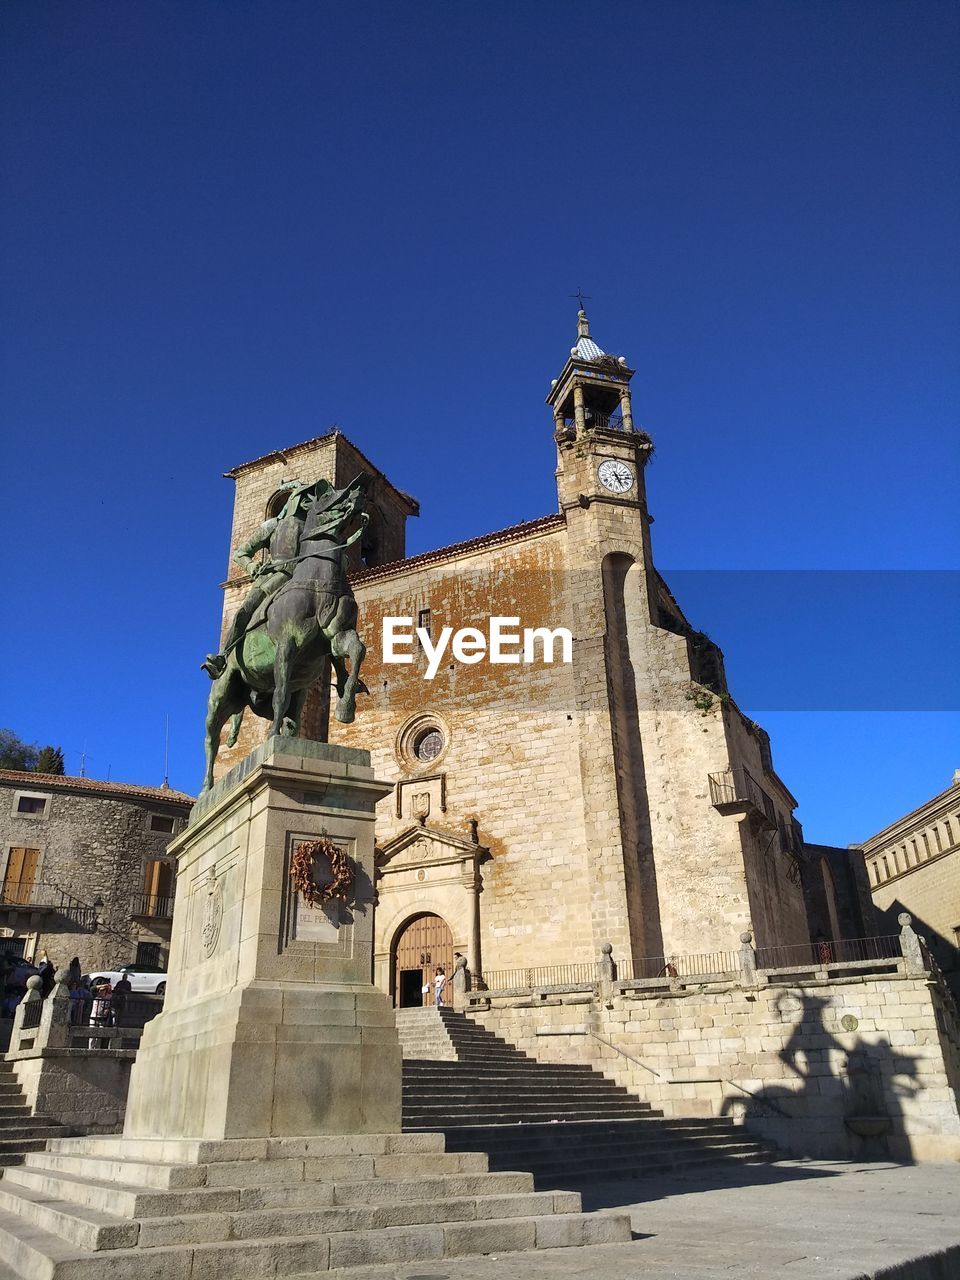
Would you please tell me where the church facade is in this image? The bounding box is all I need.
[213,311,817,1004]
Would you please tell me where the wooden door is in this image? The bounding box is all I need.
[2,848,39,905]
[393,914,454,1007]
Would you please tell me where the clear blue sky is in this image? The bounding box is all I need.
[1,2,957,842]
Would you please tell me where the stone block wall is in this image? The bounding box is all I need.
[10,1050,133,1133]
[466,969,960,1162]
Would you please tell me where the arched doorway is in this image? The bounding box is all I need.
[392,913,454,1008]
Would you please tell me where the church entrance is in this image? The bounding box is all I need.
[393,913,454,1008]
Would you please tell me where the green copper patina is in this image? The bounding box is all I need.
[200,474,370,791]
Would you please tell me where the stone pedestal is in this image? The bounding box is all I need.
[123,737,400,1140]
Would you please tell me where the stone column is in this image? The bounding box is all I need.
[123,736,399,1140]
[619,389,634,431]
[573,384,586,434]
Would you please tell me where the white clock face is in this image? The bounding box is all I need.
[597,459,634,494]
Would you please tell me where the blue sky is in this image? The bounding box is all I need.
[1,1,957,841]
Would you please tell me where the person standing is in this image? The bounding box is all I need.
[434,965,447,1009]
[111,971,132,1025]
[37,951,55,998]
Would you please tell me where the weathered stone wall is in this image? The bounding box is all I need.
[10,1050,133,1132]
[861,777,960,997]
[466,969,960,1162]
[0,778,189,972]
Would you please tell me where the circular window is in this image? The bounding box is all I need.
[396,713,450,770]
[414,729,444,763]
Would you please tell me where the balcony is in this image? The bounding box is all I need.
[708,768,778,832]
[0,882,98,932]
[131,892,175,921]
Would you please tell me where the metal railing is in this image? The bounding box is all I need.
[617,951,740,982]
[708,769,738,807]
[130,892,175,919]
[755,935,901,970]
[19,999,42,1030]
[475,963,600,992]
[707,768,777,826]
[0,881,98,929]
[77,993,163,1030]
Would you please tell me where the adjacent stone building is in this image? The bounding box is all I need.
[0,771,193,974]
[859,771,960,998]
[211,310,840,1005]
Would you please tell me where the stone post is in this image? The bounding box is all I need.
[599,942,615,1001]
[8,975,43,1055]
[452,952,470,1010]
[573,384,586,434]
[738,931,758,988]
[898,912,927,977]
[37,969,72,1050]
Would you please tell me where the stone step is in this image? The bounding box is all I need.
[0,1141,52,1158]
[404,1106,655,1126]
[0,1176,584,1254]
[0,1202,631,1277]
[0,1183,139,1252]
[42,1133,446,1163]
[440,1118,743,1148]
[0,1108,31,1119]
[0,1116,64,1131]
[401,1084,643,1100]
[514,1144,777,1184]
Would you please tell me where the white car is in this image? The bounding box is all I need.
[84,965,167,996]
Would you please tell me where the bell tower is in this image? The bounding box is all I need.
[548,308,654,517]
[549,307,663,962]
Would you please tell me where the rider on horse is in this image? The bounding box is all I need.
[201,477,352,680]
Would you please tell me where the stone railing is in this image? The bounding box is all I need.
[7,972,163,1058]
[465,923,928,1008]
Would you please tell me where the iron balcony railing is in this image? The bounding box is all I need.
[82,993,164,1029]
[0,881,98,930]
[617,951,740,982]
[131,892,175,920]
[708,768,778,827]
[475,963,600,992]
[755,935,901,970]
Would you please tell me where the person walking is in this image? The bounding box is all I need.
[433,965,446,1009]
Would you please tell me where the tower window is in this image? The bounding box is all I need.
[417,609,431,642]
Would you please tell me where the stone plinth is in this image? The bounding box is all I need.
[123,737,400,1140]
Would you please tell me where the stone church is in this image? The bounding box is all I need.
[212,310,844,1006]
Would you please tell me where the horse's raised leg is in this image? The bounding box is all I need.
[331,628,366,723]
[202,676,239,792]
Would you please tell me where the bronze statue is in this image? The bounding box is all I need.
[200,474,370,791]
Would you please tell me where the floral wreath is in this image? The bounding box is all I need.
[290,838,355,908]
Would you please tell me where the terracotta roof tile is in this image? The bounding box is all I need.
[0,771,194,806]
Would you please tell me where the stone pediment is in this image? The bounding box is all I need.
[376,823,489,873]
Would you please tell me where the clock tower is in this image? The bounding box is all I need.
[549,308,664,961]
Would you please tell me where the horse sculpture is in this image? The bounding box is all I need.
[201,474,370,792]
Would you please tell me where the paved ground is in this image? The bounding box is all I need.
[328,1160,960,1280]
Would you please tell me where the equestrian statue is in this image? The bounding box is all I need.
[200,473,370,792]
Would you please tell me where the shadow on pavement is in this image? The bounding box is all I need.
[576,1158,857,1209]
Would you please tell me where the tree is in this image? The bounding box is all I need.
[0,729,39,772]
[34,746,65,775]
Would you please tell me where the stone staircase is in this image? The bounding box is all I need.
[398,1007,777,1185]
[0,1061,73,1169]
[0,1133,631,1278]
